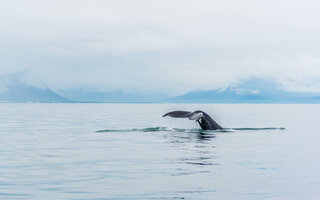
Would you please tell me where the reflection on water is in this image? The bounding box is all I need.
[97,126,286,183]
[159,129,219,183]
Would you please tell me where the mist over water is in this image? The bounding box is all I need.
[0,103,319,200]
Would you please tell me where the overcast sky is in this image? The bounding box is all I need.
[1,0,320,94]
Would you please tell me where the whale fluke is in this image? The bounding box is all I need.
[162,111,192,118]
[163,110,222,130]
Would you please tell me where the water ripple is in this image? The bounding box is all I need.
[96,127,286,133]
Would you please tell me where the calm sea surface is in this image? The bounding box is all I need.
[0,103,319,200]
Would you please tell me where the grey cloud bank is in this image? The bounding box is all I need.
[1,0,320,94]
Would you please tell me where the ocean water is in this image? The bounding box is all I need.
[0,103,319,200]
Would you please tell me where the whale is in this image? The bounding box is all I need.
[163,110,222,130]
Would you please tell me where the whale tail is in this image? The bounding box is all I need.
[163,111,203,121]
[163,110,222,130]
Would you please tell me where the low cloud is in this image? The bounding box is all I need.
[1,0,320,94]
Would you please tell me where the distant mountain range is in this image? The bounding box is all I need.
[170,78,320,103]
[0,72,70,103]
[0,72,319,103]
[58,88,169,103]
